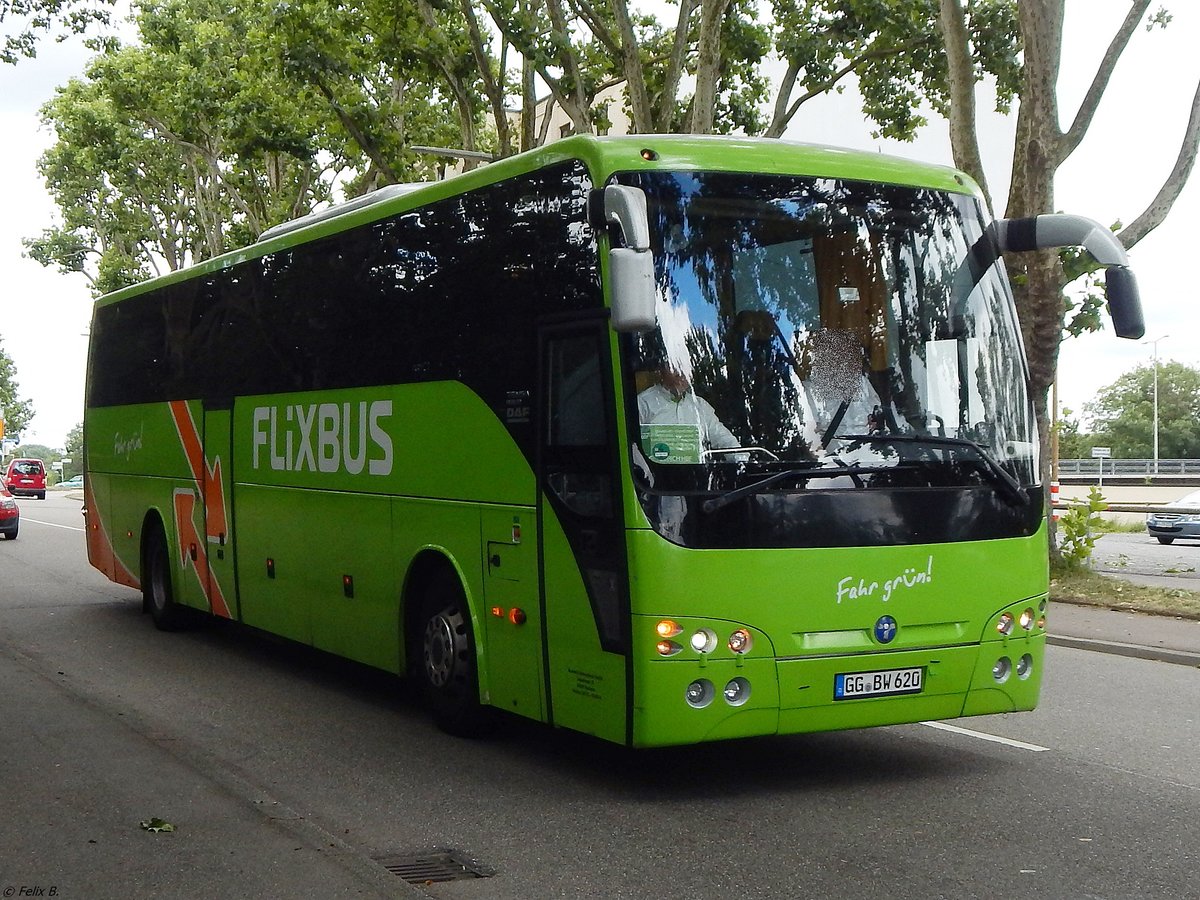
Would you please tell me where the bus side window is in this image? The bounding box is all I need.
[548,334,605,447]
[545,333,613,520]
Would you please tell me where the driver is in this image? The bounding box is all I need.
[637,364,741,456]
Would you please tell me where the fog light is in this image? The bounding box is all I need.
[992,657,1012,683]
[996,613,1014,636]
[690,628,718,654]
[685,679,714,708]
[1016,653,1033,679]
[656,619,681,638]
[723,677,751,706]
[1019,608,1035,631]
[656,640,682,657]
[728,628,753,654]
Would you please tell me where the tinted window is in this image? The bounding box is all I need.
[88,160,601,451]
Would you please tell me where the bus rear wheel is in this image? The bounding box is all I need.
[415,572,490,737]
[143,524,191,631]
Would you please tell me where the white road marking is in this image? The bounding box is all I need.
[20,517,86,533]
[920,720,1050,752]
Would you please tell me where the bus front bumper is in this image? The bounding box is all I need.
[631,635,1045,748]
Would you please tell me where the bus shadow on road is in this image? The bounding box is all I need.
[82,598,1016,794]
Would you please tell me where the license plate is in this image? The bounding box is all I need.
[834,667,924,700]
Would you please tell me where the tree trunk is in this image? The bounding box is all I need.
[938,0,991,211]
[461,0,512,157]
[690,0,732,133]
[611,0,653,133]
[1006,0,1067,551]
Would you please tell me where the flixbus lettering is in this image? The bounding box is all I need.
[251,400,394,476]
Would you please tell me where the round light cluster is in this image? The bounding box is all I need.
[654,621,755,656]
[685,677,754,709]
[992,653,1035,683]
[728,628,753,654]
[997,608,1040,637]
[690,628,718,654]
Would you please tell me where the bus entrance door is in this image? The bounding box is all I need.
[201,406,238,620]
[481,507,544,720]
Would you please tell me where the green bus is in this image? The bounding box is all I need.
[84,135,1142,747]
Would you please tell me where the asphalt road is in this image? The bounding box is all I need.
[2,494,1198,899]
[1091,530,1200,588]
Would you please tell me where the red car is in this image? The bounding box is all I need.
[0,479,18,540]
[4,458,46,499]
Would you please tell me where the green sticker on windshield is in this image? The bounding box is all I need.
[641,425,702,464]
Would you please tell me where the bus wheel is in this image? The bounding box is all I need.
[143,524,191,631]
[417,573,489,737]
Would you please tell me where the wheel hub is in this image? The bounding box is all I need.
[424,614,456,688]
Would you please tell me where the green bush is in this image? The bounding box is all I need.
[1058,486,1108,568]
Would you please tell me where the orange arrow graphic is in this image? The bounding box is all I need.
[169,403,232,619]
[169,400,229,542]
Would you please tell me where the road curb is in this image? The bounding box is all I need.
[1048,633,1200,668]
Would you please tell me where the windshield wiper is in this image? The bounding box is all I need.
[836,433,1027,507]
[701,464,898,514]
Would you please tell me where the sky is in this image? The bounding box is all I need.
[0,1,1197,449]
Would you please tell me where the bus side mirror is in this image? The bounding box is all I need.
[1104,266,1144,340]
[602,185,656,332]
[995,214,1145,340]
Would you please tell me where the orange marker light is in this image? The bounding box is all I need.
[509,607,527,626]
[656,619,682,638]
[491,606,505,617]
[656,640,682,657]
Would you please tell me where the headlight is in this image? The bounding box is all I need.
[1019,608,1036,631]
[996,613,1015,636]
[690,628,718,654]
[1016,654,1033,679]
[992,657,1012,683]
[685,679,715,708]
[728,628,753,654]
[723,677,751,706]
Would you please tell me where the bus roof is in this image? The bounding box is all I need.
[95,134,979,308]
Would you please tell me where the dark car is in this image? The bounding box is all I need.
[1146,489,1200,545]
[0,480,18,540]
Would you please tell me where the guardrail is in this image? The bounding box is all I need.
[1057,458,1200,475]
[1052,503,1200,515]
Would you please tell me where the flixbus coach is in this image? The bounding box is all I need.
[83,135,1143,747]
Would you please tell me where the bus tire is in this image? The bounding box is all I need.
[143,521,191,631]
[415,570,490,737]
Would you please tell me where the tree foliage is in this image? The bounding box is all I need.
[0,337,35,438]
[25,0,1200,401]
[1,0,114,64]
[1084,361,1200,459]
[64,421,82,465]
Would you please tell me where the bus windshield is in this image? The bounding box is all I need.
[620,170,1039,548]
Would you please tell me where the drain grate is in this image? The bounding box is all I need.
[375,849,495,884]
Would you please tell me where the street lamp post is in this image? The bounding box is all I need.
[1142,335,1169,475]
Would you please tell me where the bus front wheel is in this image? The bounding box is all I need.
[415,572,489,737]
[143,524,191,631]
